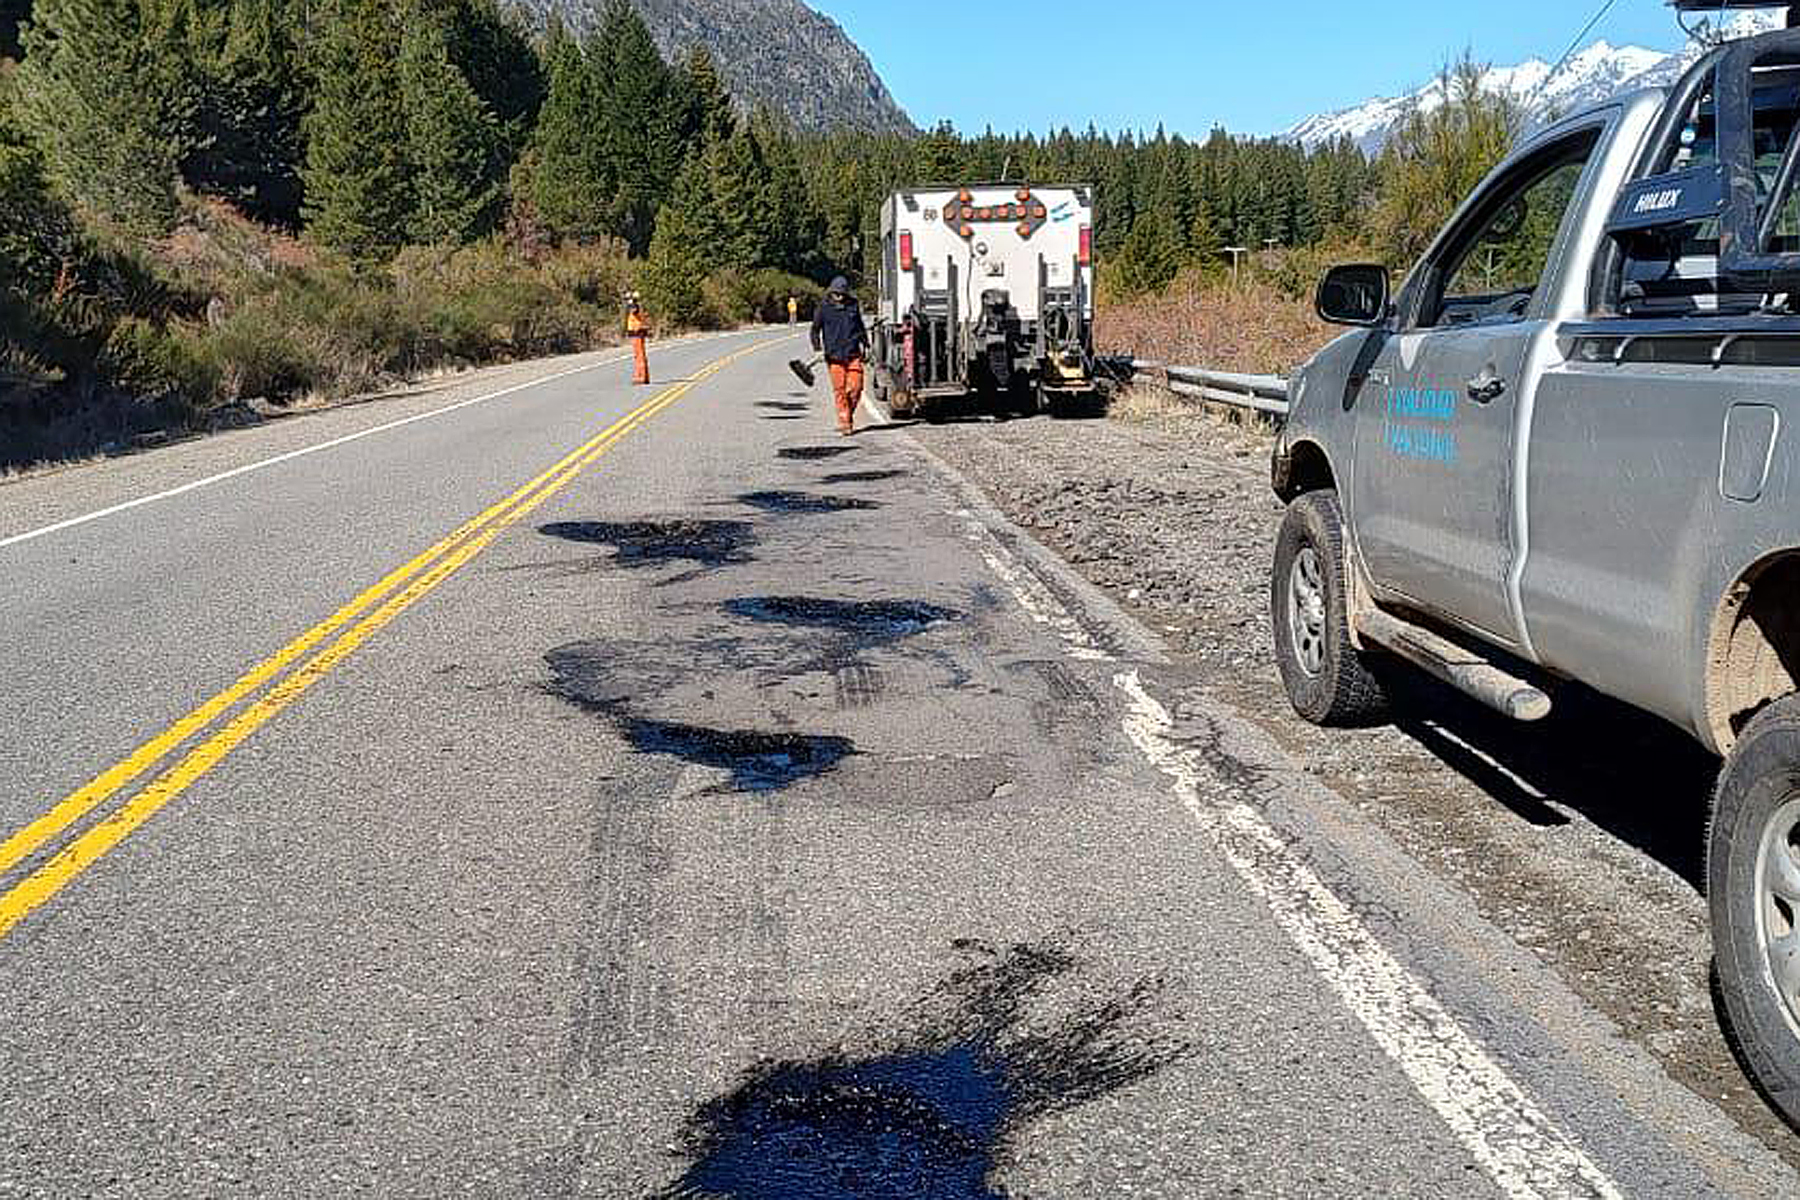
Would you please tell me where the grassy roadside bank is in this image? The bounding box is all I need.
[0,196,648,474]
[1095,270,1340,378]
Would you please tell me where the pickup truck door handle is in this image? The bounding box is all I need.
[1466,371,1507,404]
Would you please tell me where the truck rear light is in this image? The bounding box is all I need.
[1078,225,1092,266]
[899,231,914,272]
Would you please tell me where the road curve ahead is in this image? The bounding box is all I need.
[0,329,1790,1197]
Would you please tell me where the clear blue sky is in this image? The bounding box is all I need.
[816,0,1694,137]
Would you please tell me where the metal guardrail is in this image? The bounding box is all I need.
[1130,360,1289,419]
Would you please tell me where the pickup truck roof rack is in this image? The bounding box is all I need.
[1607,23,1800,294]
[1670,0,1799,25]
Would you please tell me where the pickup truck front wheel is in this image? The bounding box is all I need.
[1711,694,1800,1128]
[1271,490,1388,726]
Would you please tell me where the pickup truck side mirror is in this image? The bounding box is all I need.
[1316,264,1391,328]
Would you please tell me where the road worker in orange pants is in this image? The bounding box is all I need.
[625,292,650,385]
[810,276,867,436]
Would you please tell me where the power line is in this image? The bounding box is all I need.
[1529,0,1624,109]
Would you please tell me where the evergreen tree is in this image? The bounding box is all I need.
[15,0,182,233]
[1190,198,1223,267]
[914,121,963,184]
[675,45,734,144]
[532,21,610,240]
[750,113,818,272]
[1112,207,1182,295]
[592,0,680,254]
[400,12,500,245]
[643,150,713,324]
[179,0,308,226]
[0,96,77,302]
[301,0,411,262]
[437,0,543,159]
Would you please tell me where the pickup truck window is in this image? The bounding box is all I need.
[1421,132,1599,330]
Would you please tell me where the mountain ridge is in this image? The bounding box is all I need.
[1285,14,1779,154]
[533,0,914,135]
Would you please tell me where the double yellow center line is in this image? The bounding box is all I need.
[0,334,790,939]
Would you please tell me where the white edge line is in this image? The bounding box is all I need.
[0,331,739,552]
[1114,672,1620,1200]
[962,507,1621,1200]
[862,389,895,427]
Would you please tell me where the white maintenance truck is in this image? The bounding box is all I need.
[869,184,1097,417]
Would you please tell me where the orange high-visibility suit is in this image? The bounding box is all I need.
[626,308,650,384]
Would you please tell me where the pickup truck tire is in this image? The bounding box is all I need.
[1710,694,1800,1129]
[1271,490,1388,727]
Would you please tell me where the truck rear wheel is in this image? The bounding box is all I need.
[1710,694,1800,1129]
[1271,490,1388,726]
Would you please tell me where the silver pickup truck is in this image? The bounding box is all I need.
[1271,14,1800,1124]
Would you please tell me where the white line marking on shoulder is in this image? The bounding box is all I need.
[957,510,1110,661]
[1115,672,1621,1199]
[0,331,740,552]
[959,484,1620,1198]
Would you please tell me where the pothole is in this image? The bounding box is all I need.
[724,597,958,642]
[756,401,810,412]
[778,446,857,461]
[738,491,880,514]
[538,520,755,569]
[621,720,855,793]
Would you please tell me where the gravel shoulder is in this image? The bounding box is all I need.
[906,391,1799,1164]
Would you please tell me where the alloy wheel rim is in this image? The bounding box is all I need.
[1287,546,1327,678]
[1755,795,1800,1042]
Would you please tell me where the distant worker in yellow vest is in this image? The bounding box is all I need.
[625,292,650,385]
[786,295,799,325]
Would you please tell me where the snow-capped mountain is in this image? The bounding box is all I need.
[1286,13,1780,154]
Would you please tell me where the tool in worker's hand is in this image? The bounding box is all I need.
[788,355,822,388]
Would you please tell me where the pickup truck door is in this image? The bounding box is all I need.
[1350,129,1604,644]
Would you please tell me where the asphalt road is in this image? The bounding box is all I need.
[0,329,1793,1198]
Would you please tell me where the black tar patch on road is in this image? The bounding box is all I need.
[778,446,857,461]
[622,720,855,792]
[539,520,755,570]
[820,469,908,484]
[755,401,810,412]
[545,644,854,793]
[661,941,1187,1199]
[737,491,879,514]
[724,597,958,643]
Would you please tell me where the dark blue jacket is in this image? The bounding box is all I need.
[811,296,868,363]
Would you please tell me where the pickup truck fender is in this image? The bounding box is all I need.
[1275,330,1390,650]
[1701,547,1800,756]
